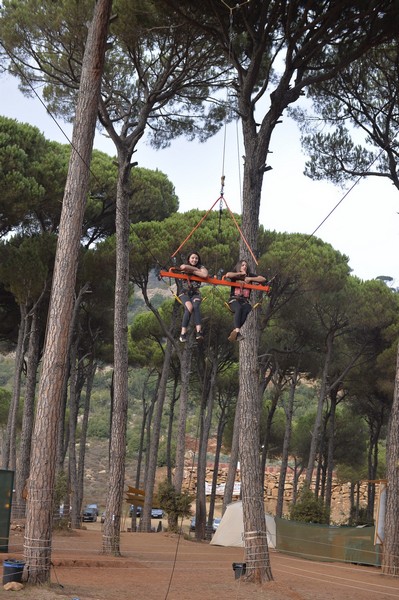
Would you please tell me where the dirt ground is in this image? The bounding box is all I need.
[2,522,399,600]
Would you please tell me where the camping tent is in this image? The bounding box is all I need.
[210,501,276,549]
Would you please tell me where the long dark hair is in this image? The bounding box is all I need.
[187,251,202,266]
[235,259,248,272]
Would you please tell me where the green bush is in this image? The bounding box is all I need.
[87,413,110,438]
[156,479,193,533]
[289,484,330,524]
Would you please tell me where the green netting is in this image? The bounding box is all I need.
[275,517,380,566]
[0,470,14,553]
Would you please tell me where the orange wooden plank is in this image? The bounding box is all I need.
[159,270,270,293]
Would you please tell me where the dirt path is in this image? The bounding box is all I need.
[2,525,399,600]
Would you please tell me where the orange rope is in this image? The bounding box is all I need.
[171,195,258,266]
[171,196,222,258]
[222,197,258,266]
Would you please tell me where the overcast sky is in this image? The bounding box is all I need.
[2,74,398,285]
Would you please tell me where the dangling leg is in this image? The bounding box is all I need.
[239,302,252,328]
[228,299,242,342]
[228,300,251,342]
[192,295,203,340]
[179,295,193,342]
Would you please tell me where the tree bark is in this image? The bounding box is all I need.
[207,392,229,530]
[222,394,241,514]
[14,308,41,517]
[3,304,27,471]
[382,341,399,575]
[68,338,83,529]
[140,338,173,533]
[24,0,112,582]
[102,155,131,553]
[166,374,179,483]
[77,357,97,523]
[276,371,298,518]
[195,352,217,541]
[306,333,333,485]
[325,389,337,513]
[173,344,192,492]
[238,309,273,583]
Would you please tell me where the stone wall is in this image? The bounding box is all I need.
[181,465,371,524]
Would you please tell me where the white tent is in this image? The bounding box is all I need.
[210,500,276,549]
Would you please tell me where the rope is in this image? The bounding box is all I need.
[171,196,223,258]
[283,142,396,272]
[170,195,258,265]
[222,197,258,265]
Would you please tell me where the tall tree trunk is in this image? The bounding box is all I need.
[349,482,356,525]
[306,333,333,485]
[102,156,131,554]
[367,414,383,520]
[222,394,241,514]
[140,338,173,533]
[68,338,81,529]
[129,370,159,532]
[195,354,217,541]
[24,0,112,582]
[207,394,228,530]
[4,304,27,471]
[276,371,298,518]
[315,418,328,499]
[56,373,69,472]
[14,308,41,517]
[173,344,191,492]
[382,341,399,575]
[325,389,338,514]
[137,371,159,488]
[238,312,273,583]
[260,374,282,477]
[166,375,178,483]
[292,460,305,504]
[77,357,96,522]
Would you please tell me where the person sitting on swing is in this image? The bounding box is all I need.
[225,259,266,342]
[178,251,208,343]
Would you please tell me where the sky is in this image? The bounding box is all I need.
[2,73,398,285]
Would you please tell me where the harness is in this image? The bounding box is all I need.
[229,276,254,304]
[232,285,250,300]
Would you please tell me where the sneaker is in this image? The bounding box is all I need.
[236,333,244,342]
[228,330,238,342]
[195,330,204,341]
[179,333,187,343]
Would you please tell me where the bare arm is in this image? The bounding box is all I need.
[225,271,245,280]
[244,274,266,284]
[180,264,208,278]
[225,271,266,284]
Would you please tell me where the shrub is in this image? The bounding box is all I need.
[156,479,193,533]
[289,484,330,524]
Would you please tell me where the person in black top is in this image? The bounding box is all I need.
[177,251,208,342]
[225,259,266,342]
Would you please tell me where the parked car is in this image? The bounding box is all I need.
[189,517,220,533]
[85,503,99,516]
[82,507,97,522]
[131,505,163,519]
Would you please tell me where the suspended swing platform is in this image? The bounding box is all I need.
[159,269,271,293]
